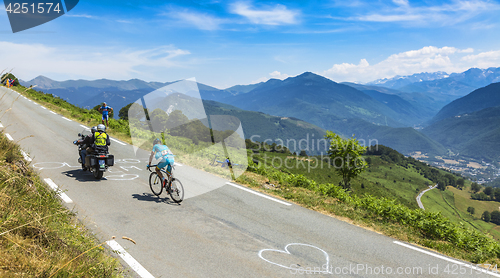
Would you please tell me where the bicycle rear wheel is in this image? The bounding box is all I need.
[169,178,184,203]
[149,172,163,196]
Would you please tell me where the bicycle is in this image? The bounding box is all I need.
[209,154,246,169]
[147,164,184,203]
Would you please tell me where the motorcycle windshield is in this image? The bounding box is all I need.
[80,129,91,138]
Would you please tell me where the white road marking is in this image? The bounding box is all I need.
[50,111,57,115]
[174,162,183,166]
[41,106,47,110]
[0,122,3,128]
[226,182,291,206]
[258,243,331,273]
[79,124,90,130]
[119,165,142,172]
[394,241,500,277]
[43,178,73,204]
[105,174,139,181]
[5,133,13,141]
[110,137,126,145]
[61,117,71,121]
[20,150,32,162]
[106,240,155,278]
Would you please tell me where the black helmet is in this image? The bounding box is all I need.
[153,138,161,145]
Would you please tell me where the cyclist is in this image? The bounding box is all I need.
[98,102,113,127]
[147,138,174,184]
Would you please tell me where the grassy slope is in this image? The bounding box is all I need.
[423,186,500,240]
[0,130,124,277]
[255,152,431,209]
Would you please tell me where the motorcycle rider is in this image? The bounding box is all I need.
[76,126,97,170]
[76,124,110,168]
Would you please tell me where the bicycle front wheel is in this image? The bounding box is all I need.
[149,172,163,196]
[169,178,184,203]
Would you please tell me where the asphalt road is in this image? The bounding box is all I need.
[1,86,498,278]
[417,184,438,210]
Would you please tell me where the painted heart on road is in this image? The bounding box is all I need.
[258,243,331,274]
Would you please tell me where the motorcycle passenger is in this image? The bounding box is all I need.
[147,138,174,184]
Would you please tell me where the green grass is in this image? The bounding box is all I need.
[0,130,124,277]
[423,186,500,241]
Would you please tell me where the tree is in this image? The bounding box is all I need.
[1,73,19,86]
[299,150,307,156]
[482,211,491,222]
[467,206,475,215]
[471,182,481,194]
[457,178,465,188]
[119,103,133,121]
[166,110,189,129]
[494,188,500,201]
[324,131,367,190]
[491,211,500,225]
[484,186,493,196]
[437,182,446,191]
[150,108,169,132]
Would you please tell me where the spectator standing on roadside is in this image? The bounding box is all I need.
[98,102,113,127]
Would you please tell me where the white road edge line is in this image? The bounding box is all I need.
[50,111,57,115]
[393,241,500,277]
[79,124,90,130]
[61,117,71,121]
[110,137,126,145]
[20,150,32,162]
[41,106,47,110]
[174,162,183,166]
[0,122,4,128]
[106,240,155,278]
[5,133,13,141]
[226,182,291,206]
[43,178,73,204]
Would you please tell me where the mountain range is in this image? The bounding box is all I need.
[19,66,500,160]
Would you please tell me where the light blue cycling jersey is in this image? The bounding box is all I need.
[153,144,174,172]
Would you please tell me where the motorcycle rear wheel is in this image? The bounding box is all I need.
[93,170,103,179]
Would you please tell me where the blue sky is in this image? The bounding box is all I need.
[1,0,500,88]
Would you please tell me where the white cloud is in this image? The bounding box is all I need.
[230,2,299,25]
[172,11,225,30]
[351,0,500,25]
[320,46,495,83]
[0,41,191,81]
[461,50,500,68]
[65,14,94,19]
[392,0,409,7]
[253,71,292,83]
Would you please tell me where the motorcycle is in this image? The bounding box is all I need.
[73,129,114,180]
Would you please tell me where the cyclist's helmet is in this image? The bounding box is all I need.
[153,138,161,145]
[91,126,97,134]
[97,124,106,132]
